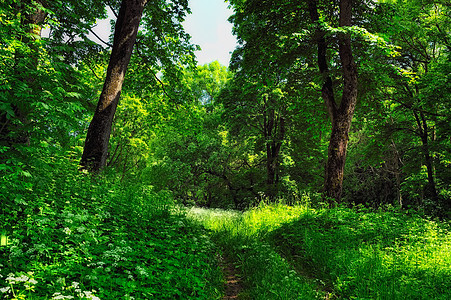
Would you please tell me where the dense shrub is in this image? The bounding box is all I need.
[0,147,223,299]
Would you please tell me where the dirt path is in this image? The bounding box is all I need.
[218,254,243,299]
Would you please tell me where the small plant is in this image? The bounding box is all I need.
[0,272,38,300]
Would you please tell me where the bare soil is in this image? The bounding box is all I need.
[219,254,243,299]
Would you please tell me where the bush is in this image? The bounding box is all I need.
[0,146,223,299]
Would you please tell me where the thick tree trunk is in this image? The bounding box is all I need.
[324,114,354,202]
[309,0,358,205]
[81,0,147,171]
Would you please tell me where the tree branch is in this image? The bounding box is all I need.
[88,28,112,48]
[107,1,119,19]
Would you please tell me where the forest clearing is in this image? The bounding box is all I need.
[1,0,450,298]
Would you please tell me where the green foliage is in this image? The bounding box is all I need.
[271,206,451,299]
[0,147,223,299]
[1,0,450,298]
[339,0,451,211]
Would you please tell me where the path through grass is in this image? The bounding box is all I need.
[186,203,451,299]
[186,205,321,299]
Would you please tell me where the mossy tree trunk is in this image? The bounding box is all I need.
[81,0,147,171]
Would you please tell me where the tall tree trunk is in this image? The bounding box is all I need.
[309,0,358,206]
[390,138,403,208]
[266,140,281,200]
[81,0,147,171]
[414,111,438,202]
[263,97,285,201]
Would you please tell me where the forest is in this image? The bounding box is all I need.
[0,0,450,299]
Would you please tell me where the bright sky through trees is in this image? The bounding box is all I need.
[43,1,237,67]
[183,0,238,66]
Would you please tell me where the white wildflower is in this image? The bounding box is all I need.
[5,274,15,282]
[81,291,101,300]
[17,275,29,282]
[51,292,74,300]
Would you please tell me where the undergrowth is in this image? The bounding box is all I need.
[187,201,451,300]
[2,144,449,299]
[271,206,451,299]
[0,146,223,299]
[186,204,321,299]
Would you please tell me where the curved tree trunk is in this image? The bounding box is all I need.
[309,0,358,206]
[81,0,147,171]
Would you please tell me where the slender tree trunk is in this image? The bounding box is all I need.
[266,141,279,200]
[413,111,438,201]
[263,98,285,200]
[309,0,358,206]
[81,0,147,171]
[390,138,403,207]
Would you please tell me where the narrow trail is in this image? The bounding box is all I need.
[218,254,243,299]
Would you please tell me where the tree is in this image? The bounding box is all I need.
[219,73,288,200]
[80,0,148,171]
[0,0,111,149]
[0,1,47,145]
[307,0,358,204]
[146,63,244,207]
[80,0,194,171]
[227,0,364,205]
[371,0,451,211]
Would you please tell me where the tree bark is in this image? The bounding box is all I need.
[413,111,438,202]
[390,138,403,207]
[263,96,285,200]
[309,0,358,205]
[81,0,147,171]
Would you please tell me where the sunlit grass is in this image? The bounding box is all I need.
[271,207,451,299]
[187,202,451,299]
[186,202,321,299]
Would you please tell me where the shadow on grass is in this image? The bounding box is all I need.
[269,208,451,300]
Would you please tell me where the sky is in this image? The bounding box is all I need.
[182,0,238,67]
[84,1,238,67]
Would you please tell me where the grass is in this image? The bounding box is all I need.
[186,203,321,299]
[271,206,451,299]
[187,202,451,300]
